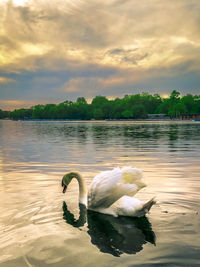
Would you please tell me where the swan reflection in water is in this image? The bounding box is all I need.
[62,202,156,257]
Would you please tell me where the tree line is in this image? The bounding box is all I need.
[1,90,200,120]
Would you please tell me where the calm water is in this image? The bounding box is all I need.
[0,120,200,267]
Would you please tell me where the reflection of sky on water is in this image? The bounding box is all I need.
[1,120,200,209]
[0,120,200,266]
[1,121,200,167]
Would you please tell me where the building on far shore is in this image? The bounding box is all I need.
[148,114,169,120]
[148,113,200,120]
[179,113,200,120]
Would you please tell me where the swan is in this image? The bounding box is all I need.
[61,166,156,217]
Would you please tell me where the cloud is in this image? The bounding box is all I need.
[0,99,55,110]
[0,0,200,109]
[1,0,200,72]
[0,77,16,83]
[60,69,169,98]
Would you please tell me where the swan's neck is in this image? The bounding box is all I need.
[74,173,87,206]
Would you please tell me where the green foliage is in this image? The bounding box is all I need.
[170,90,180,101]
[9,108,32,120]
[181,94,196,113]
[122,109,133,119]
[76,97,87,105]
[6,91,200,120]
[132,104,147,119]
[168,103,186,118]
[0,110,9,119]
[93,108,104,120]
[155,99,170,114]
[91,96,110,119]
[0,109,5,119]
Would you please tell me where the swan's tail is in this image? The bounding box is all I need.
[142,197,156,213]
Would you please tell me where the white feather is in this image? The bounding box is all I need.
[88,167,148,214]
[62,166,155,217]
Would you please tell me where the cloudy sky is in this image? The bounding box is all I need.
[0,0,200,110]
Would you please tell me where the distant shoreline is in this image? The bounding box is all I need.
[1,118,197,122]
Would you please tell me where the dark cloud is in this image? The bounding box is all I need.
[107,48,148,65]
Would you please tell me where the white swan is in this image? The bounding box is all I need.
[61,166,156,217]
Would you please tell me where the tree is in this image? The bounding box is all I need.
[122,109,133,118]
[0,109,4,119]
[93,108,104,120]
[91,96,109,119]
[111,98,124,119]
[181,94,195,113]
[168,103,186,118]
[76,97,87,105]
[170,90,180,101]
[5,91,199,120]
[156,98,170,114]
[42,104,57,119]
[75,97,91,119]
[9,108,32,120]
[132,104,147,119]
[194,96,200,113]
[91,96,109,107]
[32,105,45,119]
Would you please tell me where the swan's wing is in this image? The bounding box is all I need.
[88,167,146,209]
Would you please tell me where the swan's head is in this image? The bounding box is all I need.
[61,173,73,193]
[61,172,80,193]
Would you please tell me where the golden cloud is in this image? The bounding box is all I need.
[0,99,57,110]
[62,69,152,95]
[0,0,200,73]
[0,77,15,83]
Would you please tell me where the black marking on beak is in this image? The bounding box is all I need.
[62,184,67,194]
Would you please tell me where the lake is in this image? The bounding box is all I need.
[0,120,200,266]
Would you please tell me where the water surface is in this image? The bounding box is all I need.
[0,120,200,266]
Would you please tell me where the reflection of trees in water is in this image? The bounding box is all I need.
[168,124,179,141]
[167,124,179,152]
[62,202,156,257]
[35,124,90,145]
[123,125,152,139]
[90,124,165,150]
[91,126,110,145]
[34,122,200,143]
[35,123,200,152]
[76,125,89,144]
[61,125,89,144]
